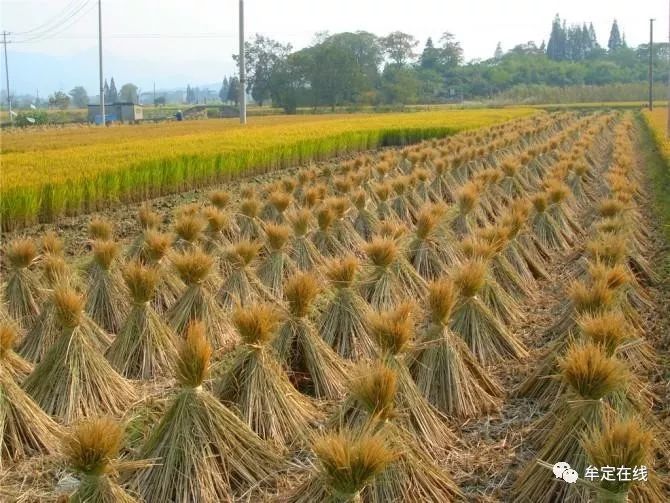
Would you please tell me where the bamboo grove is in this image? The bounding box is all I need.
[0,110,668,502]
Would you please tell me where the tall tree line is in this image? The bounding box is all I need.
[226,16,669,111]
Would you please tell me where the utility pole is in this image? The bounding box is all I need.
[2,31,12,125]
[238,0,246,124]
[667,0,670,137]
[649,18,655,110]
[98,0,105,125]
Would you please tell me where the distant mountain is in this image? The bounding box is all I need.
[4,48,237,96]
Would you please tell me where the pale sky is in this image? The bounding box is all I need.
[0,0,668,94]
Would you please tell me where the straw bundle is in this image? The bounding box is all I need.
[134,321,282,502]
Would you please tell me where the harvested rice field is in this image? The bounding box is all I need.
[1,111,669,502]
[0,108,533,231]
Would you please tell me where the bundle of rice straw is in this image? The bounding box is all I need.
[352,189,380,241]
[411,278,502,418]
[63,417,140,503]
[237,198,263,240]
[274,273,348,399]
[107,262,179,379]
[582,418,667,502]
[209,190,231,210]
[3,238,41,329]
[24,287,136,422]
[0,365,61,468]
[361,237,427,311]
[201,206,233,253]
[262,190,293,223]
[450,259,528,364]
[318,256,375,359]
[167,249,235,348]
[173,213,206,251]
[88,217,114,240]
[312,206,348,258]
[287,209,325,272]
[0,323,32,381]
[364,303,458,455]
[257,223,298,298]
[407,206,458,281]
[218,240,274,310]
[133,321,282,502]
[452,182,481,238]
[85,240,129,334]
[513,343,631,502]
[373,182,398,223]
[327,197,365,252]
[216,303,320,447]
[459,236,524,325]
[327,361,464,502]
[126,205,162,259]
[530,192,572,251]
[20,254,85,363]
[278,428,396,502]
[138,230,184,313]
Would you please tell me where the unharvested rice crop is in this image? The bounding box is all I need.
[1,110,668,502]
[0,109,533,230]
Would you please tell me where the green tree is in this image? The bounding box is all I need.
[227,77,240,105]
[547,14,567,60]
[49,91,71,110]
[437,33,463,69]
[608,20,622,51]
[269,54,308,113]
[233,35,292,106]
[154,96,166,106]
[381,65,420,104]
[420,37,440,69]
[381,31,418,66]
[494,42,504,60]
[119,83,139,103]
[69,86,89,107]
[219,77,229,102]
[106,77,118,103]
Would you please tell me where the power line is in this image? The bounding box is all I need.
[12,1,93,44]
[12,32,237,42]
[12,0,87,36]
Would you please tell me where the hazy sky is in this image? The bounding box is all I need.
[1,0,668,94]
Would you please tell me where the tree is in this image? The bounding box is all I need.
[381,65,420,104]
[219,77,229,102]
[69,86,89,107]
[106,77,118,103]
[588,23,599,49]
[381,31,418,66]
[154,96,166,106]
[494,42,504,60]
[547,14,567,60]
[608,20,622,51]
[227,77,240,105]
[269,54,308,113]
[438,33,463,69]
[49,91,70,110]
[119,83,139,103]
[420,37,440,69]
[103,79,110,101]
[233,35,292,106]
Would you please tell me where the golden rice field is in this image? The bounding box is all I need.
[642,108,670,163]
[0,108,534,230]
[1,110,669,501]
